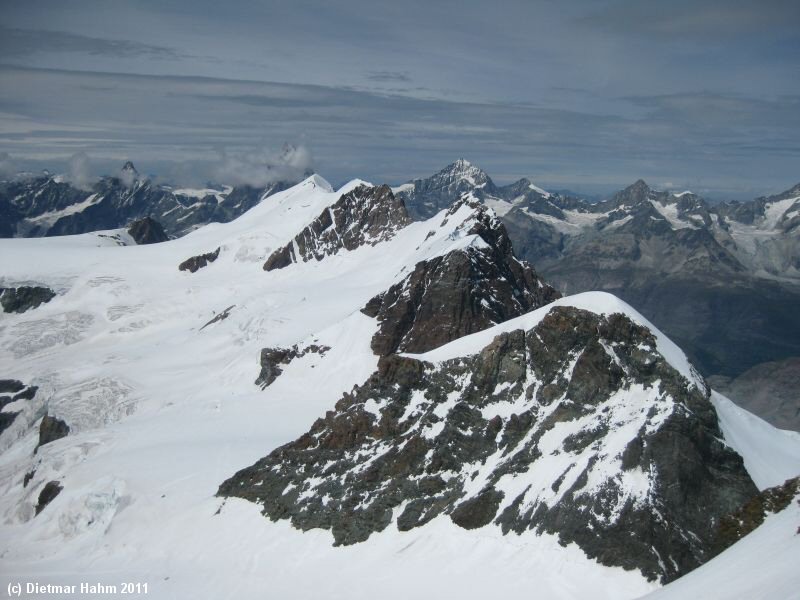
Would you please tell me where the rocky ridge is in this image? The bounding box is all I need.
[219,299,757,583]
[363,198,559,355]
[264,184,411,271]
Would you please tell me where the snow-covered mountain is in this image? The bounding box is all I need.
[0,174,798,598]
[0,161,298,239]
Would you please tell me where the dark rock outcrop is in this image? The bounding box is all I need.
[0,380,25,394]
[127,216,169,244]
[200,305,235,331]
[0,412,18,436]
[363,200,559,355]
[0,380,38,436]
[178,247,220,273]
[264,185,411,271]
[23,470,35,487]
[0,286,56,313]
[219,305,756,583]
[36,415,69,451]
[255,344,330,389]
[35,481,63,515]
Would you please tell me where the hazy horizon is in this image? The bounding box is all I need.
[1,0,798,200]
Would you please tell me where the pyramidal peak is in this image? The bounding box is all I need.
[628,178,651,192]
[450,157,474,170]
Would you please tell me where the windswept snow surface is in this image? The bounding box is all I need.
[0,175,657,599]
[711,391,800,490]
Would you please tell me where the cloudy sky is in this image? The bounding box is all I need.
[1,0,798,198]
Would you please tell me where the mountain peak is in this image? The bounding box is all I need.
[121,161,138,175]
[438,159,492,189]
[441,158,486,180]
[611,178,653,206]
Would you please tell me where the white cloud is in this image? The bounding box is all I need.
[68,151,95,190]
[119,163,138,187]
[212,143,314,187]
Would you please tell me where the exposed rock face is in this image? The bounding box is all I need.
[0,413,17,436]
[713,476,800,555]
[35,481,62,515]
[362,200,559,355]
[0,379,25,394]
[178,247,221,273]
[37,415,70,450]
[219,306,756,583]
[127,216,169,244]
[255,344,330,389]
[0,286,56,313]
[0,379,37,436]
[0,383,38,410]
[264,185,411,271]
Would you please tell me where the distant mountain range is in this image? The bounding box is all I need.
[0,162,297,239]
[393,161,800,430]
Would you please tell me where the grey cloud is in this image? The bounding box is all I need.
[577,0,800,37]
[366,71,411,83]
[623,92,800,130]
[0,27,184,60]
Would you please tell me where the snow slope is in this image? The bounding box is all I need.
[711,391,800,490]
